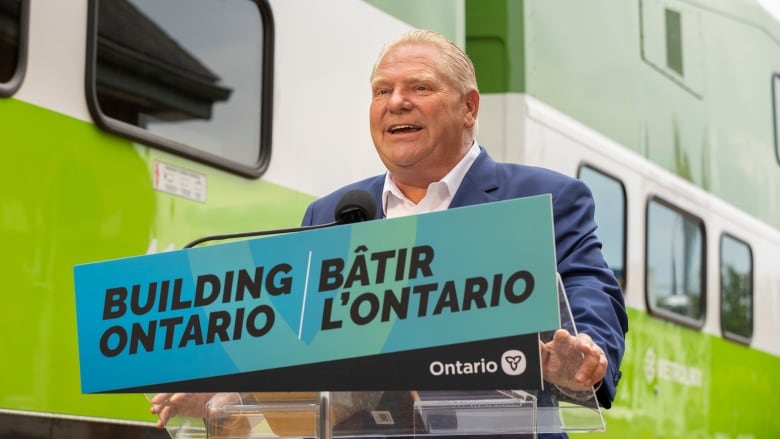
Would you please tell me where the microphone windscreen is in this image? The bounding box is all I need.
[334,189,377,224]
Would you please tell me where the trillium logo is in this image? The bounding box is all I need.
[501,350,527,376]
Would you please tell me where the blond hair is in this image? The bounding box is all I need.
[371,29,479,96]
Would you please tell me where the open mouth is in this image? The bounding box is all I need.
[389,124,422,134]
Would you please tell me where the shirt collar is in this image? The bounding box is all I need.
[382,141,480,217]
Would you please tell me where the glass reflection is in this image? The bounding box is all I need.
[646,200,704,322]
[720,235,753,341]
[95,0,265,165]
[578,166,626,289]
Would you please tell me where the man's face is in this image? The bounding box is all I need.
[369,44,476,184]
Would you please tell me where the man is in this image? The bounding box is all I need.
[152,29,627,438]
[299,29,627,437]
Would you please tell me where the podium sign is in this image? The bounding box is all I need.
[74,195,560,394]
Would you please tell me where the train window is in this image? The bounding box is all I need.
[719,234,753,343]
[578,165,627,289]
[86,0,274,178]
[645,198,706,327]
[0,0,27,96]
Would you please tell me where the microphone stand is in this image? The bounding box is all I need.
[184,189,377,249]
[183,221,340,249]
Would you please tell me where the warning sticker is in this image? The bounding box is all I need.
[153,161,206,203]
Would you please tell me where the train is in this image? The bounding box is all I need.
[0,0,778,437]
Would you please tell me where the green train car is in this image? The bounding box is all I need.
[0,0,777,437]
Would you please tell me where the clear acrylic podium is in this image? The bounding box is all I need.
[151,275,605,438]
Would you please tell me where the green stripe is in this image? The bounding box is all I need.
[0,98,312,421]
[466,0,525,93]
[591,308,780,437]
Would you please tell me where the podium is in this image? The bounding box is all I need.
[74,196,607,438]
[151,275,605,439]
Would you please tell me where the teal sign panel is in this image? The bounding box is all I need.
[74,195,560,393]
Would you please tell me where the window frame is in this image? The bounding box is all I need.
[84,0,275,178]
[577,162,628,290]
[644,195,707,329]
[0,0,29,97]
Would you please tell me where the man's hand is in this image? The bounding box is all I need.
[540,329,607,392]
[149,392,216,428]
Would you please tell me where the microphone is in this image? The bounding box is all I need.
[184,189,377,248]
[334,187,377,223]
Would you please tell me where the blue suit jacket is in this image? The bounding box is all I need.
[302,147,628,436]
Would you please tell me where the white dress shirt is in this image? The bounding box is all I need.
[382,141,480,218]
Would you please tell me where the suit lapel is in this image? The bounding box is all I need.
[450,146,501,208]
[365,175,386,219]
